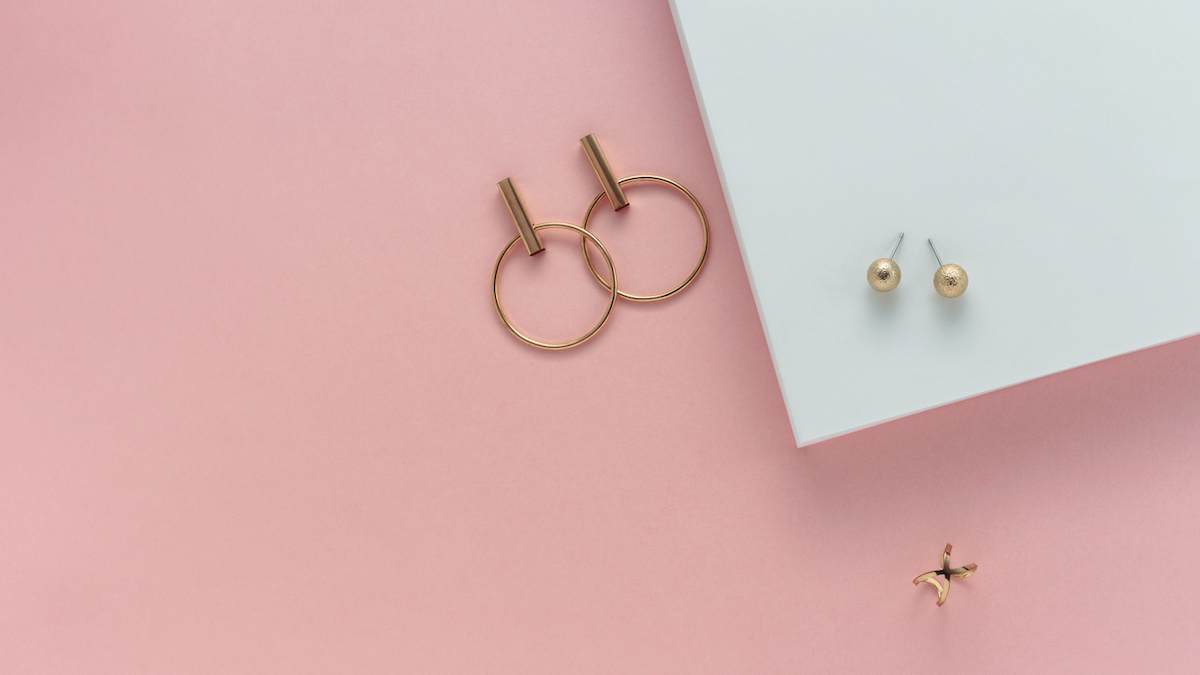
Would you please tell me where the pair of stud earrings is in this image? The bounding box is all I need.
[867,233,969,298]
[491,133,710,350]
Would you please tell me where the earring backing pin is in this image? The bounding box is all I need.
[927,238,943,267]
[913,544,977,606]
[498,178,544,255]
[889,232,905,259]
[580,133,629,211]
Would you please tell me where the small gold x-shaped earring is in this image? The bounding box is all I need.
[913,544,977,606]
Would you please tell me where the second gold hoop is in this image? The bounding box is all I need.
[580,175,710,303]
[493,222,618,350]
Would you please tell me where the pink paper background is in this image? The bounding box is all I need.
[3,1,1199,672]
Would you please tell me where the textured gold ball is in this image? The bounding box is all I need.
[933,264,968,298]
[867,258,901,292]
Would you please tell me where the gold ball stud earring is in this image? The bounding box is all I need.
[927,238,969,298]
[867,232,904,292]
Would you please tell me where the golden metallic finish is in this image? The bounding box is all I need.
[867,258,901,292]
[493,222,618,350]
[497,178,544,256]
[580,133,628,211]
[580,175,710,302]
[933,263,969,298]
[913,544,977,607]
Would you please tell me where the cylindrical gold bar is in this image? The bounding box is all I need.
[580,133,628,211]
[497,178,544,255]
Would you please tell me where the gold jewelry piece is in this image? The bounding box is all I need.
[927,239,969,298]
[867,232,904,292]
[579,133,710,303]
[492,178,618,350]
[913,544,977,606]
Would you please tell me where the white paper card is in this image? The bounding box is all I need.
[670,0,1200,445]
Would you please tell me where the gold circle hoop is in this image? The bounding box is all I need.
[493,222,618,350]
[580,175,709,302]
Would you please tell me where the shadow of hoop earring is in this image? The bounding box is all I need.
[493,222,619,350]
[579,175,709,302]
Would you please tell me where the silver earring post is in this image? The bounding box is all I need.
[927,238,943,267]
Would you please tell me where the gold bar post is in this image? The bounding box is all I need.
[497,178,544,255]
[580,133,628,211]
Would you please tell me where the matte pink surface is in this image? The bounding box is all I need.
[2,1,1199,672]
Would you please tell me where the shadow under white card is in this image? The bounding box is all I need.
[670,0,1200,446]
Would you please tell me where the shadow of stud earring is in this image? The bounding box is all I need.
[928,238,969,298]
[867,232,904,292]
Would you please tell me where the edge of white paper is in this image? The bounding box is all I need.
[668,0,806,447]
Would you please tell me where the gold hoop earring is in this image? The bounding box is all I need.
[492,178,618,350]
[578,133,709,303]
